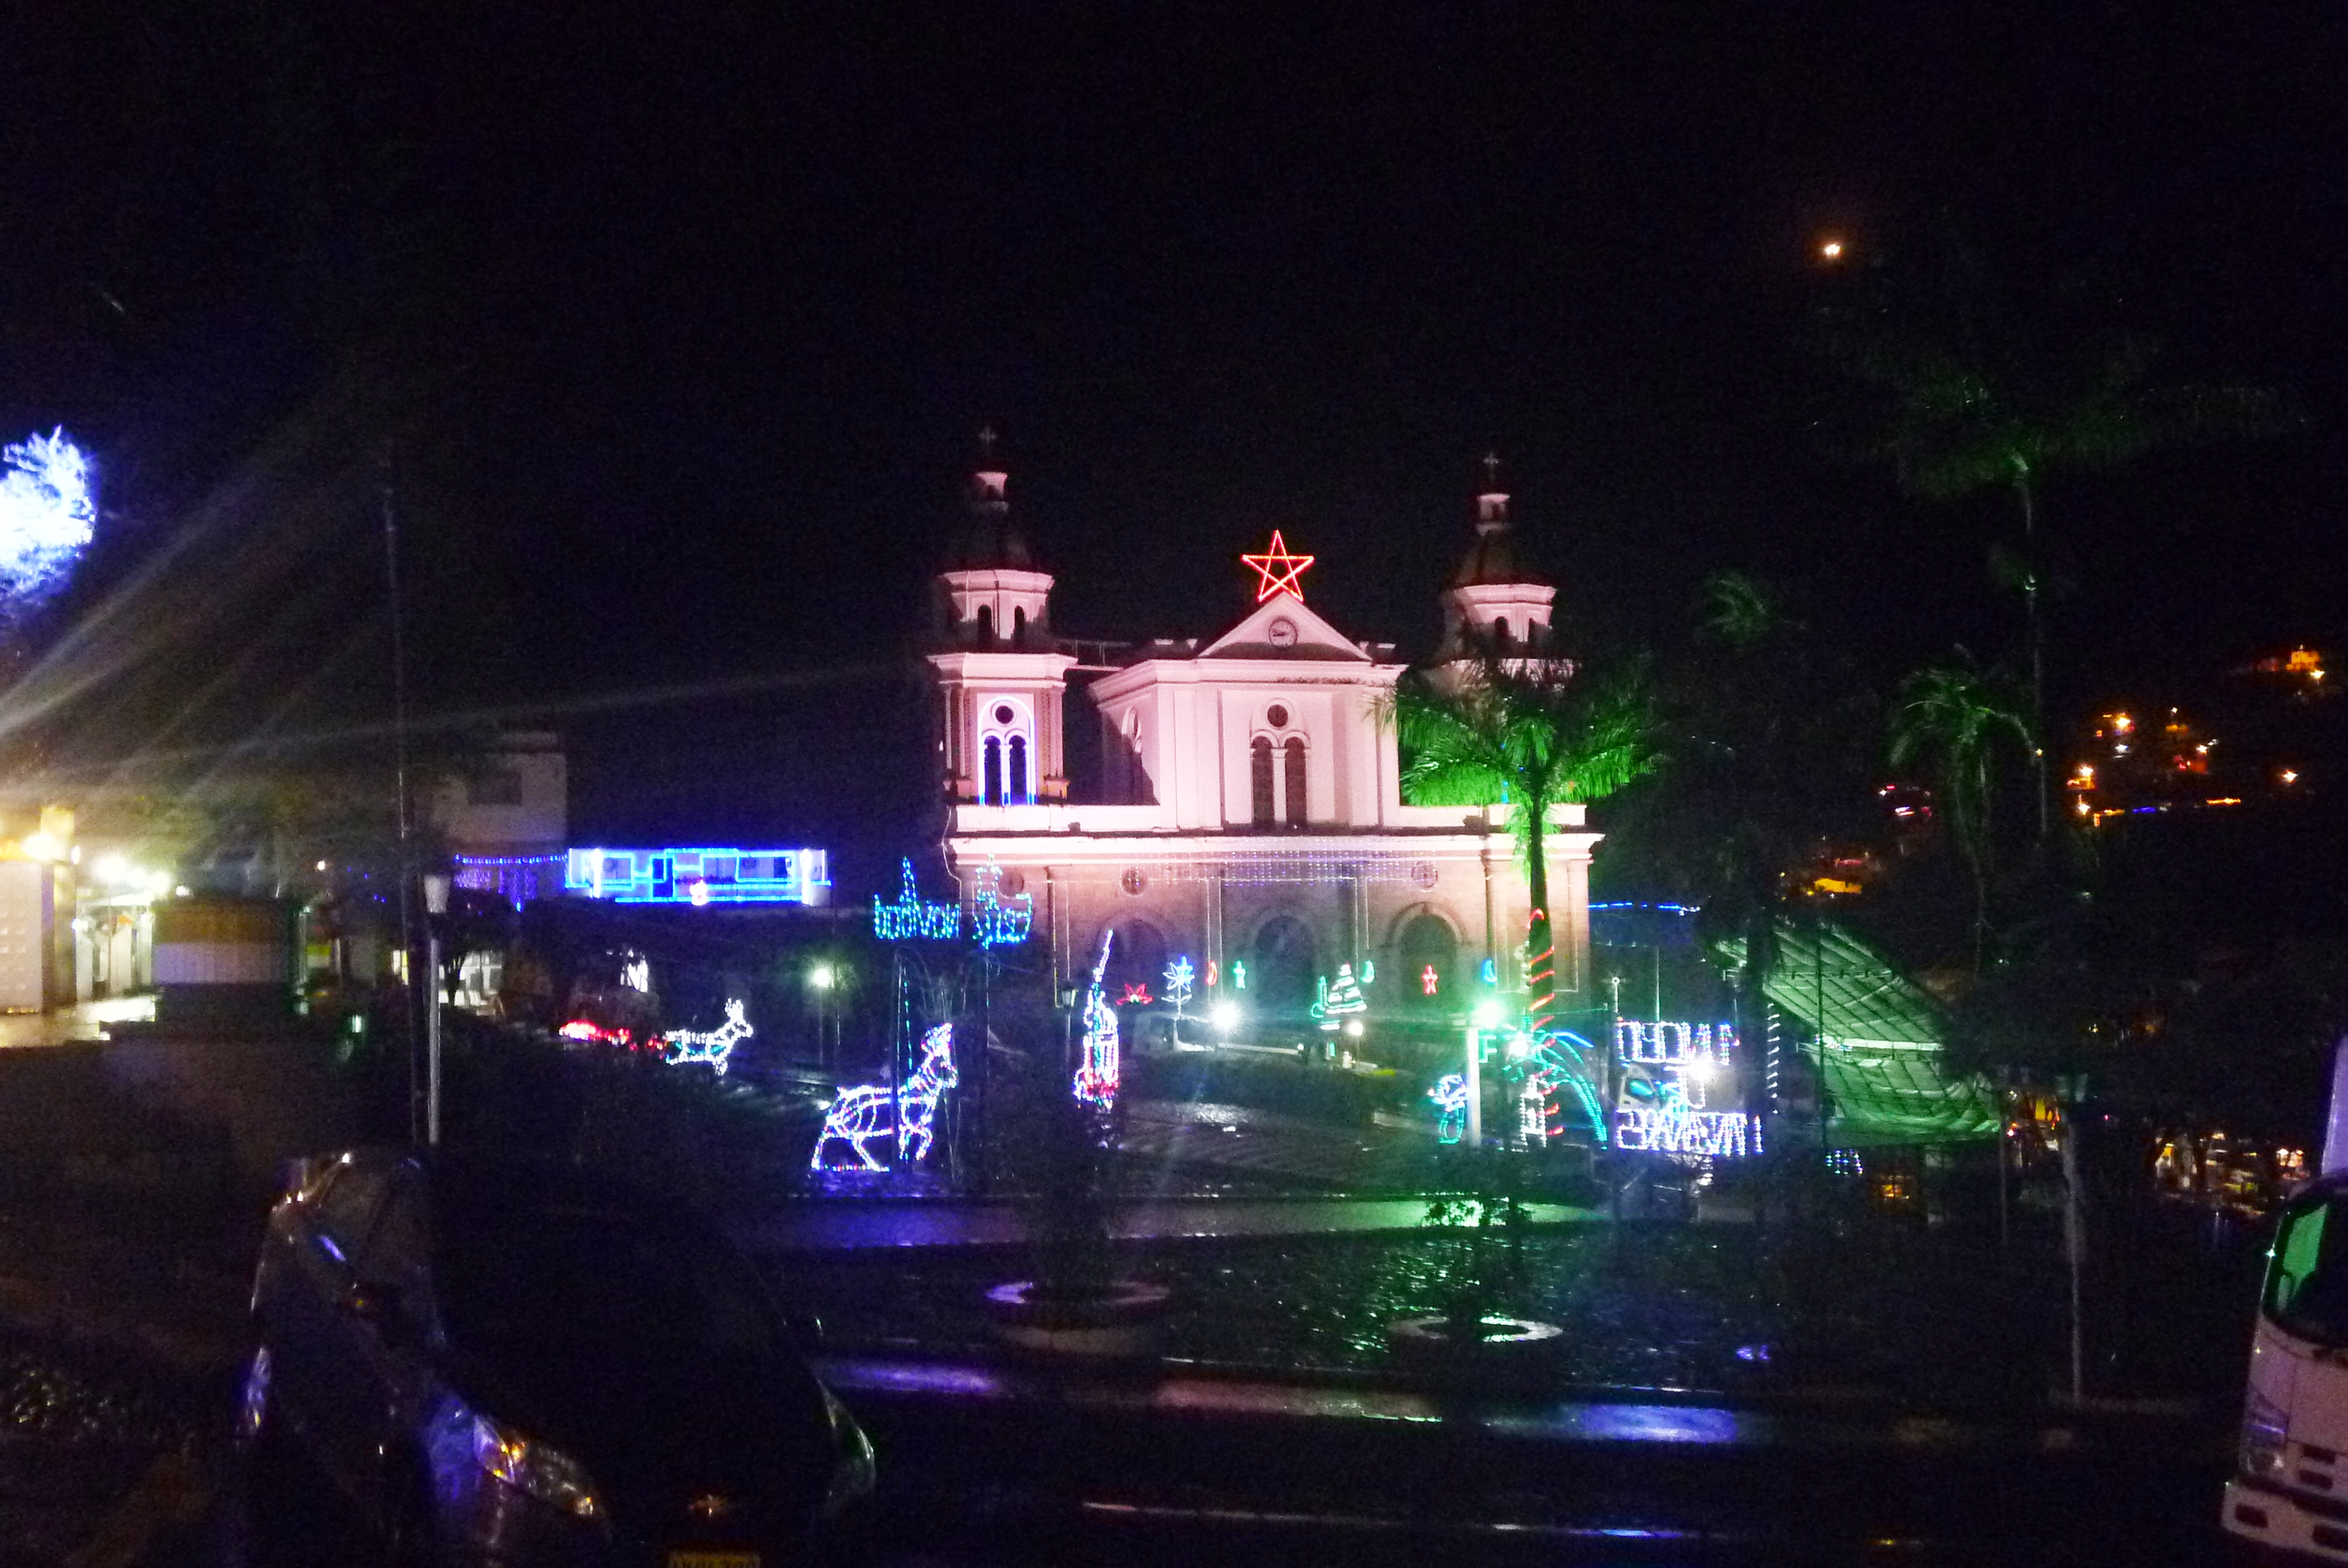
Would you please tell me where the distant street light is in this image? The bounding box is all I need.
[1819,238,1846,261]
[809,963,836,990]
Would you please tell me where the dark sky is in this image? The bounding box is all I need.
[3,2,2343,888]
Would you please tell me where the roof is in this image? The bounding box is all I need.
[1711,917,1998,1147]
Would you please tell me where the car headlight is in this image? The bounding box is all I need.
[471,1413,602,1520]
[819,1386,875,1518]
[2242,1387,2290,1481]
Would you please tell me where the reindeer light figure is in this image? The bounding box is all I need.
[661,998,752,1076]
[809,1023,959,1171]
[1072,931,1119,1105]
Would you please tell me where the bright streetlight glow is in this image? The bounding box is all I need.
[1343,1019,1364,1038]
[1471,999,1505,1029]
[1210,1001,1242,1033]
[809,962,836,991]
[1819,238,1846,260]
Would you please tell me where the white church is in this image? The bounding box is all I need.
[928,453,1598,1040]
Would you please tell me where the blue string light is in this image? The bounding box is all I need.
[970,860,1033,948]
[1162,957,1195,1016]
[660,999,751,1076]
[873,859,962,942]
[1428,1073,1469,1144]
[565,846,828,905]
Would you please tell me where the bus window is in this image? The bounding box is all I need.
[2268,1196,2348,1345]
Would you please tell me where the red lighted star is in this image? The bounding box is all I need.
[1241,530,1315,603]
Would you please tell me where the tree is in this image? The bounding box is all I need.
[1888,653,2035,967]
[1814,230,2299,836]
[1393,655,1657,1032]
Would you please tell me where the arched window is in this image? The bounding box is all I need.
[976,604,994,644]
[1251,916,1319,1016]
[1251,736,1275,825]
[1283,736,1307,825]
[977,697,1034,806]
[1012,606,1028,648]
[1396,912,1459,1013]
[1492,617,1510,650]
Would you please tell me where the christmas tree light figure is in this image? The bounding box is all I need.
[1318,962,1366,1032]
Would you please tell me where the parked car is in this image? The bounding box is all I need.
[238,1148,873,1564]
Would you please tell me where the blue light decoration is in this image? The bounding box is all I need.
[1162,957,1195,1017]
[660,998,751,1076]
[0,428,94,599]
[872,858,962,942]
[1610,1020,1760,1158]
[453,853,565,908]
[1359,960,1376,986]
[1074,931,1120,1106]
[1428,1073,1470,1144]
[969,859,1033,948]
[565,846,830,907]
[810,1023,959,1171]
[1479,958,1497,986]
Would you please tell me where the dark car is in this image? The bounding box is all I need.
[238,1148,874,1565]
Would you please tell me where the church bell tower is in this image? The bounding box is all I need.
[927,432,1075,805]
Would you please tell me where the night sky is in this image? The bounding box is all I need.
[4,3,2343,889]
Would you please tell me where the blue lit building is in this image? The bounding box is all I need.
[562,846,831,907]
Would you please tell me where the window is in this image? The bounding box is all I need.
[1266,704,1290,729]
[1492,617,1510,650]
[1251,736,1275,825]
[1284,737,1307,825]
[977,697,1035,805]
[2270,1195,2348,1346]
[1013,606,1028,647]
[976,604,994,644]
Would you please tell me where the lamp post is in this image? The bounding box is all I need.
[422,874,450,1145]
[809,961,836,1067]
[1468,999,1503,1150]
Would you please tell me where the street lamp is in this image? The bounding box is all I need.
[422,873,450,1146]
[809,960,837,1065]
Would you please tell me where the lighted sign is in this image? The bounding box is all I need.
[1610,1019,1756,1158]
[565,846,829,907]
[1615,1107,1763,1157]
[1240,530,1315,603]
[970,859,1033,948]
[872,859,962,942]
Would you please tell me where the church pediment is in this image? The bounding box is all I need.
[1196,596,1371,662]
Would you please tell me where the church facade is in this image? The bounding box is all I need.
[927,457,1598,1043]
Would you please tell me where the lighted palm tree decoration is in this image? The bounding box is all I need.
[1818,235,2298,836]
[1394,658,1657,1032]
[1888,653,2034,967]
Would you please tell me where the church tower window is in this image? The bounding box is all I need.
[1251,736,1276,825]
[1283,736,1308,825]
[982,736,1003,805]
[1008,734,1030,803]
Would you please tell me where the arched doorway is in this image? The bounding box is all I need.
[1103,919,1168,1005]
[1395,912,1459,1014]
[1250,915,1319,1020]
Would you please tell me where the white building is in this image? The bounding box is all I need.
[930,456,1598,1038]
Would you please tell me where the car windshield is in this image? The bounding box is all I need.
[438,1203,780,1383]
[2268,1193,2348,1347]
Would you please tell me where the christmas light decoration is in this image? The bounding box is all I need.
[660,998,751,1076]
[1162,957,1195,1016]
[1607,1020,1756,1157]
[1479,958,1497,985]
[1119,983,1153,1006]
[1074,931,1120,1105]
[1429,1073,1470,1144]
[1614,1107,1762,1158]
[872,859,962,942]
[810,1023,959,1171]
[1316,963,1366,1030]
[1359,960,1375,985]
[1232,960,1248,990]
[1205,961,1219,988]
[969,859,1033,948]
[558,1020,633,1047]
[564,846,828,906]
[1421,965,1440,996]
[620,957,651,993]
[0,428,93,597]
[1240,529,1315,603]
[1506,1031,1610,1144]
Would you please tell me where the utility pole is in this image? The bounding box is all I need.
[382,450,419,1144]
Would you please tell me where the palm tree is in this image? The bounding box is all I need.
[1888,653,2034,967]
[1816,232,2298,836]
[1393,657,1657,1032]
